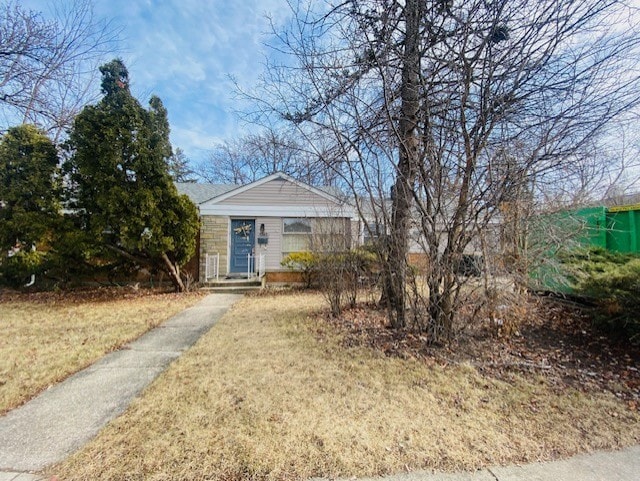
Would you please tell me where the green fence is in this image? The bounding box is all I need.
[606,204,640,253]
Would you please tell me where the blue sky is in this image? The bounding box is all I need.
[27,0,640,178]
[100,0,290,165]
[35,0,290,166]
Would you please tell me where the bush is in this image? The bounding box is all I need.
[282,249,379,315]
[0,249,46,288]
[315,249,378,316]
[562,247,640,343]
[280,251,318,288]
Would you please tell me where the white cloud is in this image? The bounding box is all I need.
[82,0,290,164]
[26,0,291,167]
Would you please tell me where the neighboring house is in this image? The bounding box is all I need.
[177,172,353,283]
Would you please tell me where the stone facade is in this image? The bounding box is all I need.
[199,215,229,282]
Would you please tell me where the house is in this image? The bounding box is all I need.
[177,172,498,286]
[176,172,354,283]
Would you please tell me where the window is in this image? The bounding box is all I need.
[362,221,384,245]
[282,218,311,254]
[314,218,345,234]
[283,218,312,234]
[282,217,349,256]
[312,218,347,251]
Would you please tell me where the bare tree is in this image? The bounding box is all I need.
[535,118,640,207]
[197,127,341,186]
[168,147,197,182]
[199,137,253,185]
[0,0,118,140]
[248,0,640,343]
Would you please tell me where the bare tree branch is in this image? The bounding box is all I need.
[0,0,119,139]
[245,0,640,343]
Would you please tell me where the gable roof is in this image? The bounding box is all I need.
[178,172,353,218]
[176,173,347,207]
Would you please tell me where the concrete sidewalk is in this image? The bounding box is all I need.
[311,444,640,481]
[0,293,242,480]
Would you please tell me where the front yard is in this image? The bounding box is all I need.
[0,288,203,415]
[47,291,639,481]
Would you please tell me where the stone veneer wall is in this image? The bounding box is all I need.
[199,215,229,282]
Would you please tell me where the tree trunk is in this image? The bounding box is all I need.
[385,0,422,329]
[162,252,185,292]
[104,244,186,293]
[427,263,457,343]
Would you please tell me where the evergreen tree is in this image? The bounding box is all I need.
[0,124,60,286]
[65,59,199,291]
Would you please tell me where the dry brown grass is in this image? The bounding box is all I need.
[0,288,203,415]
[49,291,639,481]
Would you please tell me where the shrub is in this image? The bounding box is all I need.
[281,249,379,314]
[280,251,318,288]
[562,247,640,343]
[315,249,378,316]
[0,249,45,288]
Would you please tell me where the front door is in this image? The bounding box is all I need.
[230,219,255,274]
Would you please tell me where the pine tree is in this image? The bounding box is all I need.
[65,59,199,291]
[0,124,60,286]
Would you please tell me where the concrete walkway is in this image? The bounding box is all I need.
[0,293,242,480]
[0,292,638,481]
[310,444,640,481]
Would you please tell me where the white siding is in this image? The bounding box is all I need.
[253,216,352,271]
[255,217,283,271]
[219,178,335,207]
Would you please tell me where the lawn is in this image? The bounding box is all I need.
[49,291,640,481]
[0,288,203,415]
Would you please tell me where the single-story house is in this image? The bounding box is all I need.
[177,172,499,285]
[177,172,354,283]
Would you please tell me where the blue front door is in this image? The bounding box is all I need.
[230,219,255,273]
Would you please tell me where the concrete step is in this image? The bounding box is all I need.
[200,286,262,294]
[203,279,261,287]
[201,278,263,293]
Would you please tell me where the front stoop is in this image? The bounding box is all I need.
[201,277,263,293]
